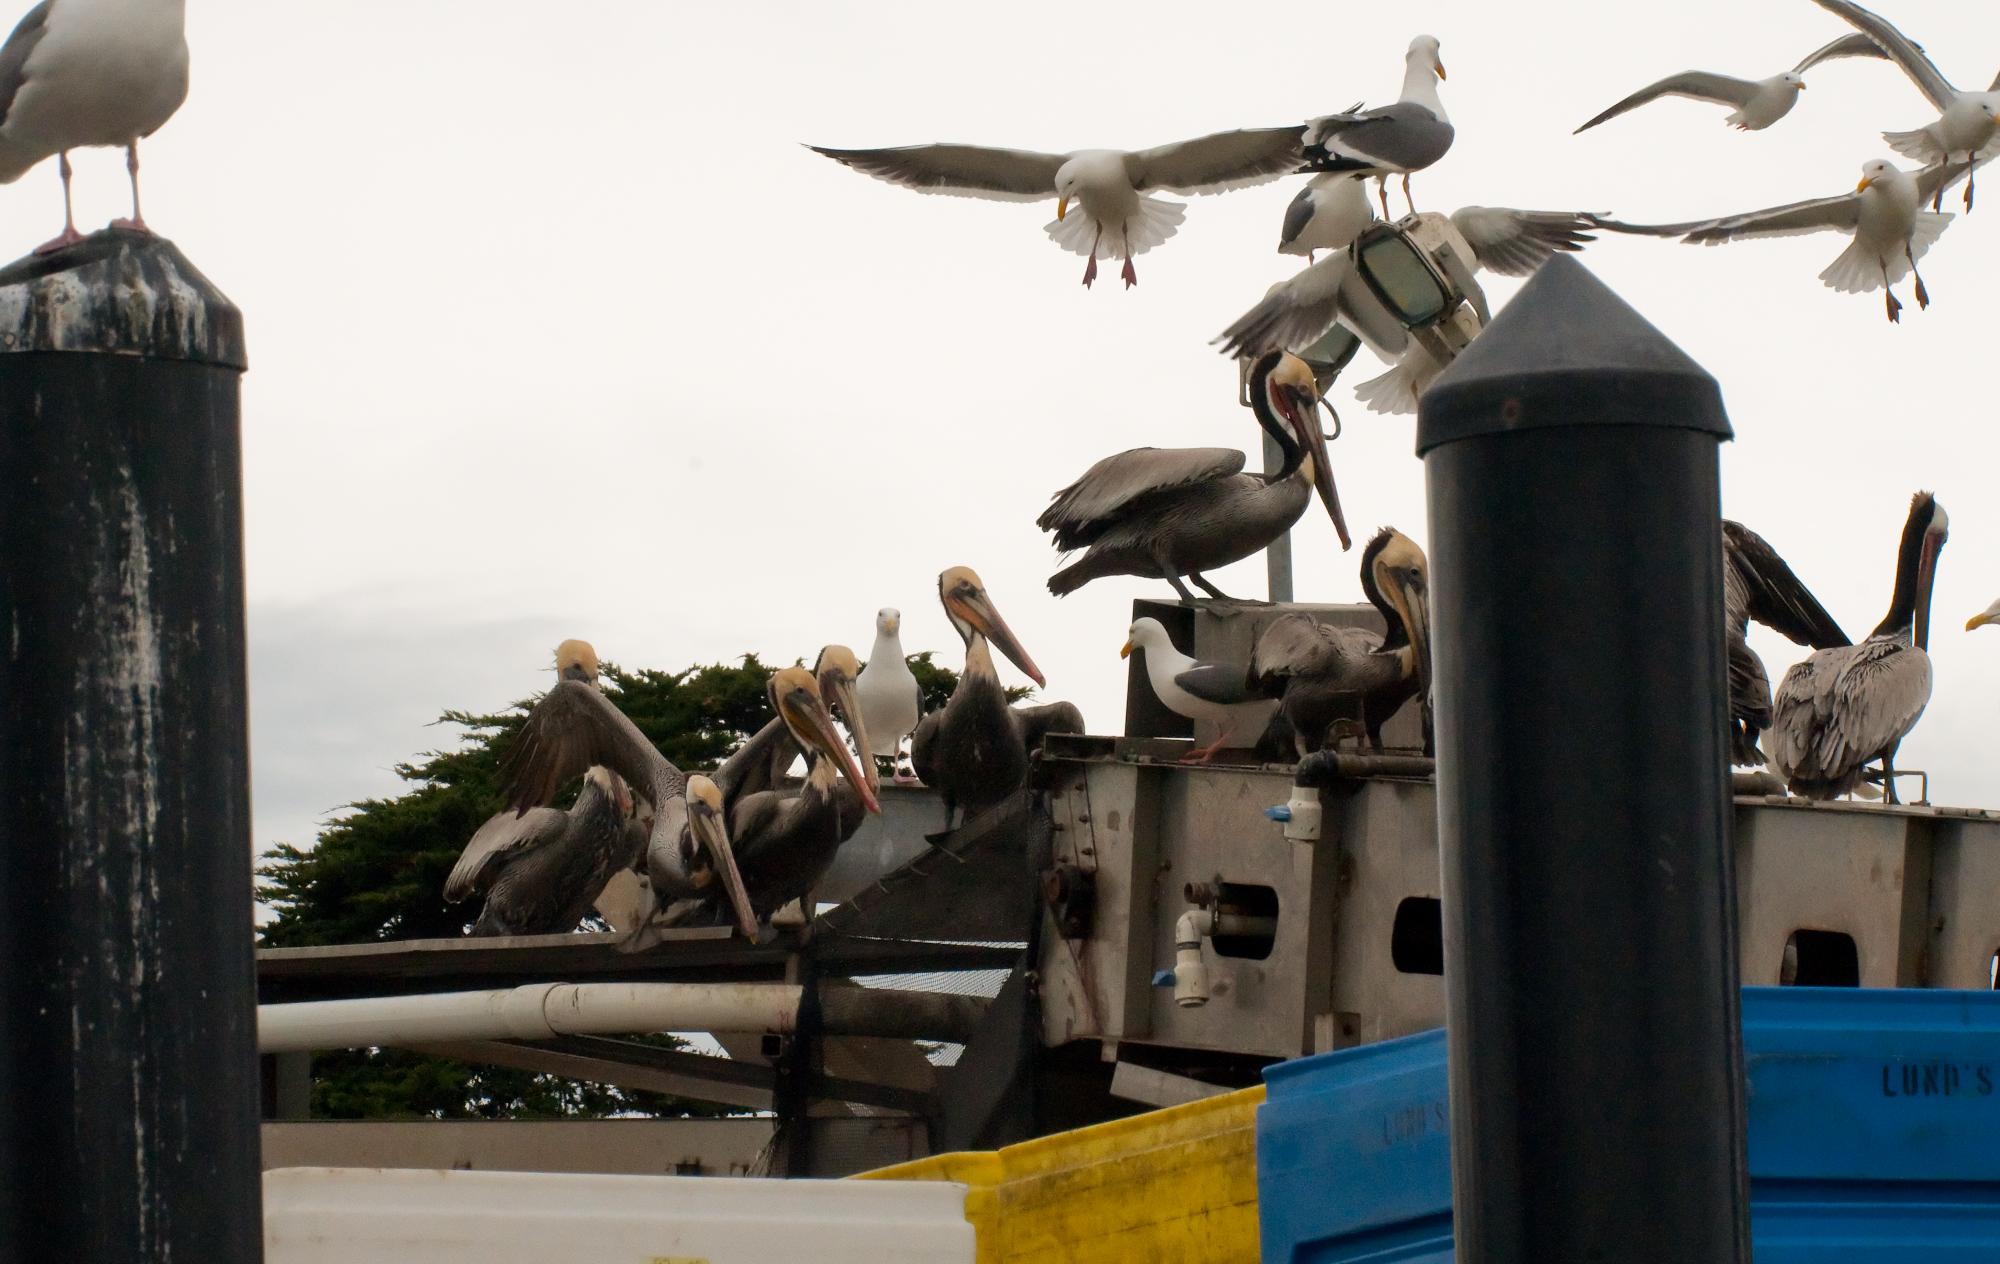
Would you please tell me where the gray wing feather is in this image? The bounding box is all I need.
[1013,701,1085,755]
[1916,157,1989,206]
[1449,207,1597,276]
[1213,251,1353,360]
[1793,32,1896,74]
[807,143,1064,201]
[1770,640,1931,783]
[1808,0,1956,109]
[499,681,683,819]
[909,710,942,787]
[1591,191,1861,243]
[1249,613,1377,691]
[1305,103,1454,172]
[1722,520,1849,648]
[0,0,51,127]
[1279,185,1318,250]
[1038,447,1245,549]
[1124,126,1305,195]
[1175,662,1257,705]
[445,807,567,903]
[1574,71,1760,133]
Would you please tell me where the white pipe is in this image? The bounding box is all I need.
[257,982,805,1054]
[1174,910,1210,1009]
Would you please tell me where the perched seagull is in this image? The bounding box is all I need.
[808,126,1305,288]
[1591,159,1975,323]
[1278,174,1373,261]
[1215,206,1596,370]
[856,607,923,785]
[1121,617,1277,764]
[1770,492,1947,803]
[1810,0,2000,210]
[1969,598,2000,632]
[0,0,189,254]
[1300,35,1453,218]
[1573,34,1889,134]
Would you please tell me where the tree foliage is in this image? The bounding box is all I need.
[255,648,996,1118]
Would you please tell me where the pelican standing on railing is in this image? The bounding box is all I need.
[1770,492,1948,802]
[443,641,647,936]
[912,567,1083,833]
[1722,520,1850,767]
[499,646,760,937]
[1247,527,1431,757]
[1039,351,1349,602]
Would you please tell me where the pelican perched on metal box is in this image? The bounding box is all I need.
[1722,520,1850,768]
[912,566,1083,832]
[1769,492,1947,802]
[1247,527,1431,757]
[1039,351,1349,602]
[499,647,759,937]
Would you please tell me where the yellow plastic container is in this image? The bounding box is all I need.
[858,1085,1263,1264]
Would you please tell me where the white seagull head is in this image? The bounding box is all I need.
[1407,34,1445,82]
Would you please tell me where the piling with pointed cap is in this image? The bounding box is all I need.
[0,229,261,1261]
[1416,256,1750,1263]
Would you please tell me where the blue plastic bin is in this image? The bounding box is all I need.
[1257,988,2000,1262]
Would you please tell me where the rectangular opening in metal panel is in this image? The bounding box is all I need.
[1782,929,1860,987]
[1392,897,1444,976]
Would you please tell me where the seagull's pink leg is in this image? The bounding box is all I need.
[1179,722,1237,765]
[109,141,151,233]
[1909,245,1931,310]
[1080,221,1104,288]
[34,152,85,254]
[1375,176,1390,219]
[1401,173,1416,215]
[1120,254,1137,288]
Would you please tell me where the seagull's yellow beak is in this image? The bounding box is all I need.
[1434,58,1447,81]
[1969,611,1998,632]
[1119,639,1133,659]
[1057,195,1069,221]
[1796,80,1807,91]
[1857,176,1875,192]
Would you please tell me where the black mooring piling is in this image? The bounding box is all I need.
[1416,255,1750,1263]
[0,230,261,1263]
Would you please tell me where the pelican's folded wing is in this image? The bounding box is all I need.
[1038,447,1245,550]
[444,807,567,903]
[1125,126,1306,195]
[807,142,1064,201]
[1723,520,1850,649]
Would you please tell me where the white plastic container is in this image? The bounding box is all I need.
[263,1166,974,1264]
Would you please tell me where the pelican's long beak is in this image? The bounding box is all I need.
[821,672,882,801]
[1293,387,1351,551]
[607,770,634,819]
[788,686,882,814]
[1915,531,1945,651]
[1397,573,1432,703]
[1057,196,1069,221]
[1119,639,1134,659]
[955,590,1047,688]
[687,791,759,939]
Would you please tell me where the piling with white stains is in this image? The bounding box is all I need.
[0,228,259,1262]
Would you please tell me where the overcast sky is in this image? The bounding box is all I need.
[7,1,1993,857]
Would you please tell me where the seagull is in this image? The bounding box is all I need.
[0,0,189,254]
[1278,174,1373,261]
[1215,206,1596,372]
[856,607,923,785]
[1591,158,1979,323]
[1300,35,1452,218]
[1810,0,2000,210]
[808,126,1305,289]
[1121,617,1278,764]
[1573,34,1890,134]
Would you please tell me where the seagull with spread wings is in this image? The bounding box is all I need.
[808,125,1304,288]
[1573,34,1889,134]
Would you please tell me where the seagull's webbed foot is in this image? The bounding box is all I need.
[32,227,85,255]
[1179,729,1235,765]
[1081,255,1098,288]
[1913,268,1931,310]
[1885,287,1903,324]
[1120,256,1137,288]
[108,216,153,234]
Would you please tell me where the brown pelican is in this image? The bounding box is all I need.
[912,566,1083,831]
[1039,351,1348,602]
[1723,520,1850,767]
[1246,527,1430,757]
[1770,492,1947,802]
[445,766,644,937]
[1120,617,1278,763]
[660,664,883,930]
[500,647,759,937]
[856,608,924,784]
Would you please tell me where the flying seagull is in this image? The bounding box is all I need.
[1299,35,1452,218]
[808,126,1305,288]
[1809,0,2000,209]
[0,0,189,254]
[1573,33,1890,134]
[1591,158,1976,323]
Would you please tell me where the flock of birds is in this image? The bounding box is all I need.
[6,0,1999,940]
